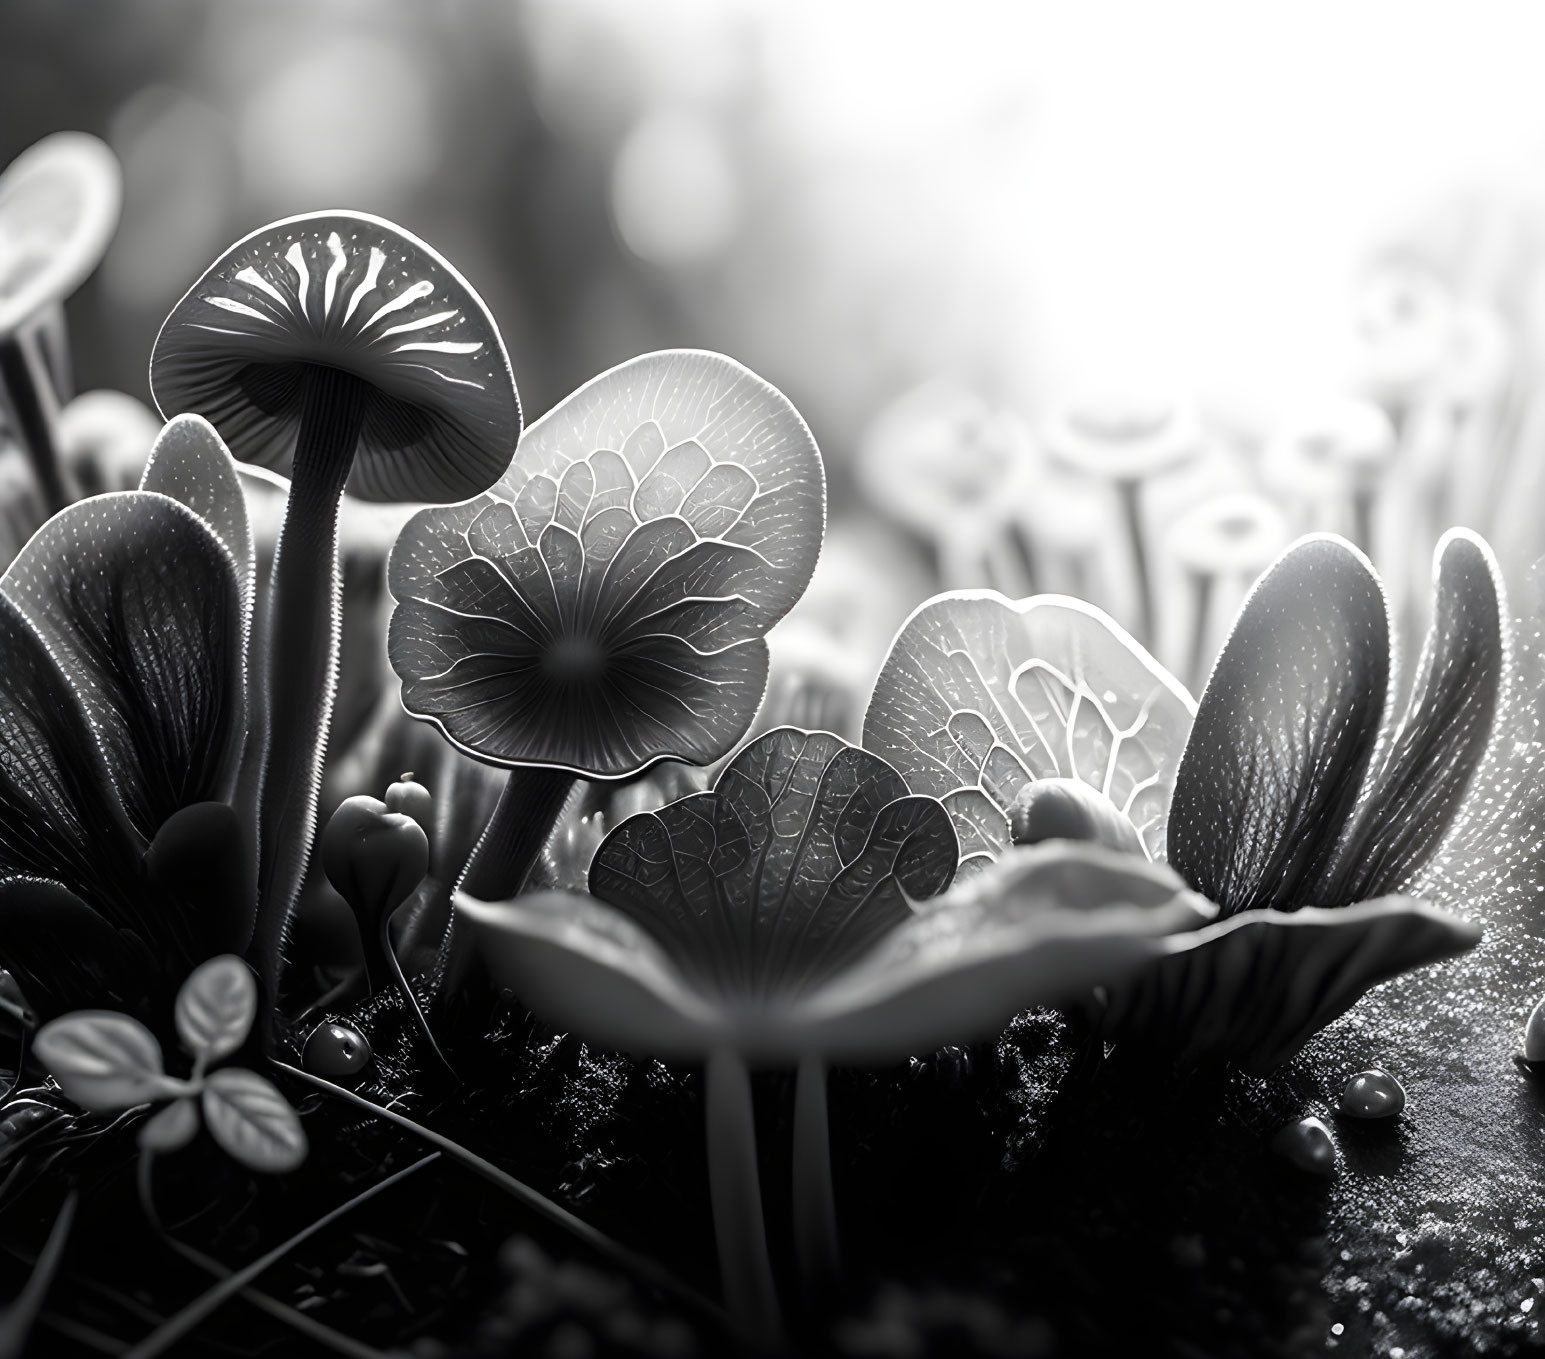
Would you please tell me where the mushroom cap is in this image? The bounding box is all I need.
[1042,391,1201,483]
[856,381,1036,536]
[0,132,122,338]
[149,210,520,504]
[1164,491,1289,578]
[1262,397,1395,496]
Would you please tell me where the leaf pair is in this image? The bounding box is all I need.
[1168,530,1507,913]
[34,956,304,1173]
[0,415,256,1022]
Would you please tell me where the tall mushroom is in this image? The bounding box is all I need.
[0,132,122,513]
[149,211,521,981]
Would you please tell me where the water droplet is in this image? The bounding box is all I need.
[302,1020,373,1084]
[1338,1068,1405,1119]
[1525,996,1545,1062]
[1270,1115,1338,1176]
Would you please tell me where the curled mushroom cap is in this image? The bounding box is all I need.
[149,210,520,503]
[0,132,122,337]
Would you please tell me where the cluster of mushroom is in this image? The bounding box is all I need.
[0,129,1513,1353]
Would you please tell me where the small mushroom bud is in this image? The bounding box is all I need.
[384,772,433,839]
[302,1020,372,1086]
[321,795,429,993]
[1009,778,1144,856]
[1338,1068,1404,1120]
[1524,996,1545,1064]
[1270,1115,1337,1177]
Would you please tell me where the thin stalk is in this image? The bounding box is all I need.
[1115,477,1154,646]
[0,1188,75,1359]
[380,912,457,1081]
[457,767,576,901]
[1350,483,1375,556]
[123,1153,438,1359]
[705,1048,783,1348]
[1185,568,1215,694]
[791,1056,840,1302]
[0,329,72,515]
[252,364,369,1012]
[272,1060,727,1332]
[137,1153,388,1359]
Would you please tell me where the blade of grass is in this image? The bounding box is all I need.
[136,1153,393,1359]
[273,1060,727,1333]
[0,1188,76,1359]
[122,1153,438,1359]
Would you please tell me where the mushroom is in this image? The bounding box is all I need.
[459,728,1209,1340]
[856,381,1038,593]
[1260,397,1394,551]
[150,211,521,947]
[0,132,123,513]
[1042,391,1201,646]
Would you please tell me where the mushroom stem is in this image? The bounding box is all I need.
[1186,567,1215,693]
[1115,477,1154,645]
[792,1055,841,1300]
[705,1048,784,1348]
[0,328,73,514]
[252,365,369,1001]
[456,768,576,901]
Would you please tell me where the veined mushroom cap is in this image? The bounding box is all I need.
[149,210,520,504]
[0,132,122,337]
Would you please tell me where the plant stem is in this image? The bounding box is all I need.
[252,365,369,1014]
[0,329,72,515]
[457,768,576,901]
[137,1154,386,1359]
[272,1060,728,1332]
[792,1055,840,1302]
[123,1153,437,1359]
[705,1049,783,1348]
[380,912,457,1081]
[1116,477,1154,646]
[1186,568,1215,694]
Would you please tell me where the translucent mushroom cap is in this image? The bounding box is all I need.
[1350,261,1455,403]
[856,381,1035,535]
[0,132,122,337]
[149,210,520,503]
[1042,390,1200,483]
[1262,397,1395,496]
[1164,492,1289,578]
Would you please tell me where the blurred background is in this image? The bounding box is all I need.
[7,0,1545,707]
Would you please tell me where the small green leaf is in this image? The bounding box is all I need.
[138,1097,200,1153]
[175,955,256,1063]
[201,1068,306,1173]
[34,1011,178,1111]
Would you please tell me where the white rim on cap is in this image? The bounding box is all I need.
[0,132,122,337]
